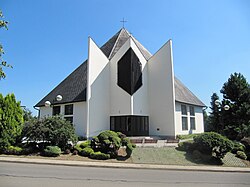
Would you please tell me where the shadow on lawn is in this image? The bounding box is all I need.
[179,149,223,166]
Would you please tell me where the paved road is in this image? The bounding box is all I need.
[0,162,249,187]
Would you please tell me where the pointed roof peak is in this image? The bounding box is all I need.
[100,28,151,60]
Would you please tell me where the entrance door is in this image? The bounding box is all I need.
[110,115,149,136]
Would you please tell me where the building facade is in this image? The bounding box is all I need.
[35,28,205,138]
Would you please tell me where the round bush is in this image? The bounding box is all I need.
[89,151,110,160]
[232,141,245,154]
[3,146,23,155]
[79,140,91,149]
[177,140,195,152]
[80,147,94,157]
[236,151,247,160]
[43,146,61,157]
[193,132,234,160]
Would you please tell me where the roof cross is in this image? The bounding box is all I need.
[120,18,127,28]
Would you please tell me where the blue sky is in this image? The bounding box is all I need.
[1,0,250,115]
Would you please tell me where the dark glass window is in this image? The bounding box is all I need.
[110,115,149,136]
[189,106,195,116]
[117,48,142,95]
[181,105,187,115]
[182,117,188,130]
[65,104,73,115]
[52,106,60,116]
[64,117,73,124]
[190,117,196,130]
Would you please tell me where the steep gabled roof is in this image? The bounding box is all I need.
[175,77,205,107]
[35,28,205,107]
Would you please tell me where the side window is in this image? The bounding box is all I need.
[64,104,73,115]
[52,106,60,116]
[64,104,73,124]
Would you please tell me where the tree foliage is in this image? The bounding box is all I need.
[0,10,12,80]
[22,107,36,122]
[209,73,250,140]
[221,73,250,140]
[0,93,23,150]
[207,93,221,132]
[22,116,78,150]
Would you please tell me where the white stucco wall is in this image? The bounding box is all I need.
[39,106,52,118]
[130,38,150,116]
[109,37,150,116]
[39,101,87,137]
[175,102,204,135]
[148,40,176,137]
[109,38,132,115]
[74,102,87,137]
[87,38,110,137]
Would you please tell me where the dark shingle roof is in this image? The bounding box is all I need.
[35,61,87,107]
[35,28,205,107]
[175,77,206,107]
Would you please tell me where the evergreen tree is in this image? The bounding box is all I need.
[220,73,250,140]
[0,93,23,149]
[208,93,221,133]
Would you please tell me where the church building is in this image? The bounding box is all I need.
[35,28,205,138]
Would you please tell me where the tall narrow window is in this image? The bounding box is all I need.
[64,104,73,124]
[190,117,196,130]
[182,117,188,130]
[181,105,187,115]
[189,106,195,116]
[190,106,195,130]
[181,105,188,130]
[64,104,73,115]
[52,106,60,116]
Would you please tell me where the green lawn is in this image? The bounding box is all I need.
[131,147,247,167]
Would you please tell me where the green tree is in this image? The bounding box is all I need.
[207,93,221,133]
[22,116,78,150]
[22,107,37,122]
[220,73,250,140]
[0,10,12,80]
[0,93,23,150]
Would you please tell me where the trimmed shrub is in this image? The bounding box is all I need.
[89,151,110,160]
[74,144,82,153]
[90,130,135,159]
[241,137,250,152]
[80,147,94,157]
[192,150,202,159]
[177,140,196,152]
[79,140,91,149]
[43,146,61,157]
[236,151,247,160]
[3,146,23,155]
[193,132,234,160]
[232,141,245,154]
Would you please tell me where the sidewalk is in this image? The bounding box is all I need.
[1,156,250,173]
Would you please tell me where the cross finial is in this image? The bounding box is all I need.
[120,18,127,28]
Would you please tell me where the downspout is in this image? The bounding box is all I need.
[33,106,40,119]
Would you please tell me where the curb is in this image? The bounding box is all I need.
[0,156,250,173]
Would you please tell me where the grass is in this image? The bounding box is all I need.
[1,147,248,167]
